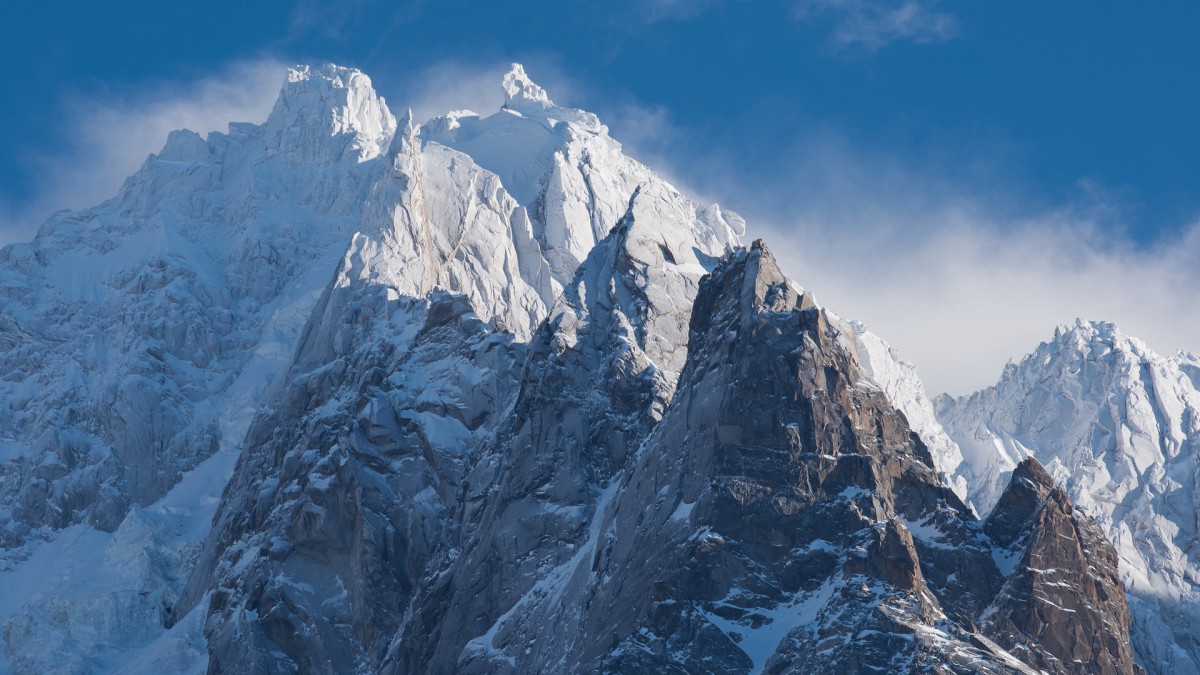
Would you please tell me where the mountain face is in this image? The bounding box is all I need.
[390,241,1137,674]
[936,320,1200,674]
[0,65,395,542]
[0,64,404,673]
[0,63,1143,674]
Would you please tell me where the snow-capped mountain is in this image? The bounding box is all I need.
[0,62,1144,674]
[936,320,1200,673]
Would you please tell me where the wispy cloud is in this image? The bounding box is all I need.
[792,0,959,50]
[647,128,1200,395]
[571,83,1200,395]
[639,0,728,23]
[287,0,372,42]
[0,58,285,246]
[631,0,959,50]
[396,60,510,123]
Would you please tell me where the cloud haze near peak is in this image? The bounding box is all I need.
[393,61,1200,396]
[703,137,1200,397]
[0,58,286,246]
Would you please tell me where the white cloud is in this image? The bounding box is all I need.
[0,58,286,246]
[792,0,959,49]
[703,141,1200,396]
[766,207,1200,396]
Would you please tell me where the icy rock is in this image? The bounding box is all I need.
[982,459,1140,674]
[168,63,738,673]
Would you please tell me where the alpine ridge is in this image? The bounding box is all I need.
[0,62,1144,674]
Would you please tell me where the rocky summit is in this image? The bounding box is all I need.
[0,63,1150,674]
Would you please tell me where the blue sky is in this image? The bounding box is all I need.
[3,0,1199,393]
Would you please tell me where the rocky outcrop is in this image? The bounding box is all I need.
[983,459,1141,675]
[180,290,525,673]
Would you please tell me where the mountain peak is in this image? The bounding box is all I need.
[280,63,378,103]
[495,63,604,134]
[266,63,396,162]
[1015,318,1166,383]
[502,62,552,107]
[1052,318,1123,345]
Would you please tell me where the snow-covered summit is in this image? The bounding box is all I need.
[265,63,397,163]
[938,319,1194,513]
[503,62,551,107]
[498,62,603,133]
[422,63,716,286]
[0,60,748,671]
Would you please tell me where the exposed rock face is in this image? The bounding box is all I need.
[182,291,525,673]
[390,182,738,674]
[382,242,1140,674]
[852,321,972,505]
[982,459,1140,674]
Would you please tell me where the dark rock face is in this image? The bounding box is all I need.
[389,191,722,674]
[985,458,1056,548]
[557,242,999,673]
